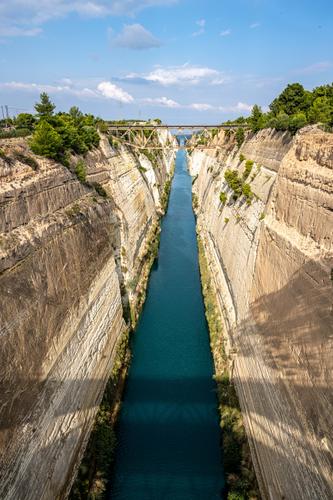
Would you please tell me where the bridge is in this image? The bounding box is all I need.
[107,123,245,150]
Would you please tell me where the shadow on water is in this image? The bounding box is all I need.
[109,148,225,499]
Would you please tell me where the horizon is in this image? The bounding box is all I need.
[1,0,333,124]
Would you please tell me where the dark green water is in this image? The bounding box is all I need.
[110,149,224,499]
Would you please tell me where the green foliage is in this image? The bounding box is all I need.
[225,82,333,133]
[224,169,243,200]
[34,92,56,117]
[15,113,36,131]
[0,148,6,159]
[30,121,63,159]
[259,212,266,221]
[241,183,253,203]
[0,128,31,139]
[74,160,87,182]
[239,153,246,162]
[224,217,230,224]
[270,83,310,116]
[219,191,227,205]
[235,127,245,148]
[29,97,100,161]
[249,105,264,133]
[242,160,254,180]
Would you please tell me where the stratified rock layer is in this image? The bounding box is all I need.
[0,132,174,499]
[190,127,333,499]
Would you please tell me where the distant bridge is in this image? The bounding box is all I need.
[107,123,245,150]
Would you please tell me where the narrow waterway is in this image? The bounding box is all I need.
[110,148,224,499]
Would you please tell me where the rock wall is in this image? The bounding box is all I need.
[0,131,175,499]
[190,127,333,499]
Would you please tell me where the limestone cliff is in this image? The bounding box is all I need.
[0,131,175,499]
[190,127,333,499]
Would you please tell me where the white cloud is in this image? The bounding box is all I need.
[141,96,181,108]
[219,102,253,113]
[97,81,134,103]
[220,29,231,37]
[192,19,206,37]
[126,64,222,86]
[0,79,134,103]
[0,1,178,37]
[190,103,213,111]
[295,61,333,75]
[114,23,161,49]
[250,22,260,29]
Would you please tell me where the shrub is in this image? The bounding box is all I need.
[219,192,227,205]
[15,113,36,131]
[224,217,230,224]
[243,160,254,180]
[259,212,265,221]
[0,128,31,139]
[224,169,243,200]
[239,153,246,162]
[235,127,245,148]
[74,160,87,182]
[289,112,307,134]
[0,148,5,159]
[241,183,253,202]
[30,121,63,159]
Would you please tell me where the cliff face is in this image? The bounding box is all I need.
[0,132,174,499]
[190,127,333,499]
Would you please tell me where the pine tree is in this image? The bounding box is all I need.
[34,92,56,118]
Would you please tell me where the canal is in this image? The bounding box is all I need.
[110,148,224,499]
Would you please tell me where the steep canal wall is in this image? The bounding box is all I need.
[189,126,333,499]
[0,131,175,499]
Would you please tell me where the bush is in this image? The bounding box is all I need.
[243,160,254,180]
[224,169,243,200]
[30,121,63,159]
[241,183,253,202]
[220,192,227,205]
[239,153,245,162]
[0,128,31,139]
[15,113,36,131]
[74,160,87,182]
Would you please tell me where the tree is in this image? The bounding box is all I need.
[308,97,333,125]
[15,113,36,130]
[249,105,263,133]
[30,121,63,159]
[289,112,308,133]
[34,92,56,118]
[269,83,310,116]
[69,106,83,124]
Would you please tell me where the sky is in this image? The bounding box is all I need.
[0,0,333,123]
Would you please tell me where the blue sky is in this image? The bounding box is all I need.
[0,0,332,123]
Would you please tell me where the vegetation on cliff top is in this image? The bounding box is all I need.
[224,82,333,134]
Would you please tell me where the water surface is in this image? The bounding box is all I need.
[110,149,224,499]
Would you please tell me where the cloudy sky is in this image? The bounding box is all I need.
[0,0,332,123]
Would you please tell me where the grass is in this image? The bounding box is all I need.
[197,236,260,500]
[14,151,39,171]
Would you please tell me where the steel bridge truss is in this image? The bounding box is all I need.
[107,124,243,151]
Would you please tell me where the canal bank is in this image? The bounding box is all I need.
[110,148,224,499]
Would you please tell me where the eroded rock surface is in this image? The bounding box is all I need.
[0,132,175,499]
[190,126,333,499]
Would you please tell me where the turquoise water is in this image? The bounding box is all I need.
[110,149,224,499]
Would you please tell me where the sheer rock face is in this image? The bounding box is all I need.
[0,132,174,499]
[190,127,333,499]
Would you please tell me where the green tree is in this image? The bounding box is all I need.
[235,127,245,148]
[34,92,56,118]
[289,112,308,133]
[15,113,36,130]
[269,83,310,116]
[30,121,63,159]
[308,97,333,125]
[249,105,263,133]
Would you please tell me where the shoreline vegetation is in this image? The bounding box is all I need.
[196,234,260,500]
